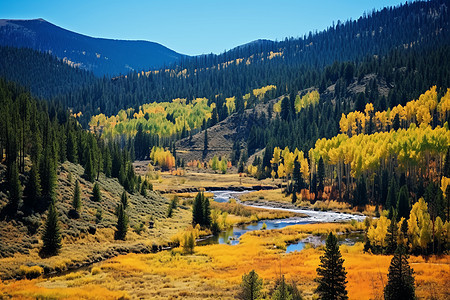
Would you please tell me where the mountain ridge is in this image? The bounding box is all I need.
[0,18,186,76]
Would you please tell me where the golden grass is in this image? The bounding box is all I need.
[0,279,128,299]
[150,168,280,191]
[3,222,446,299]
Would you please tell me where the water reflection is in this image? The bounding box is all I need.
[204,190,365,249]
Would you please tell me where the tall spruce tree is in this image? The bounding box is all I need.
[315,232,348,300]
[239,270,263,300]
[115,203,128,240]
[385,209,398,254]
[121,191,128,209]
[84,150,95,182]
[41,203,62,256]
[40,144,57,206]
[192,192,204,226]
[384,245,415,300]
[317,157,325,196]
[272,275,293,300]
[386,178,398,210]
[23,163,41,212]
[202,194,212,228]
[7,161,22,214]
[92,183,101,202]
[72,180,81,212]
[293,158,303,194]
[397,185,410,219]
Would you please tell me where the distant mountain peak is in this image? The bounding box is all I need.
[0,18,185,76]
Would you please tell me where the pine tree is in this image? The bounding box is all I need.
[317,157,325,196]
[84,150,95,182]
[386,178,398,210]
[121,191,128,209]
[397,185,410,219]
[384,245,415,300]
[115,203,128,240]
[41,203,62,256]
[72,180,81,212]
[103,147,112,177]
[66,131,78,163]
[354,176,367,209]
[315,232,348,300]
[23,163,41,212]
[293,158,303,194]
[239,270,263,300]
[202,195,212,227]
[92,183,101,202]
[273,275,293,300]
[385,209,398,254]
[7,161,21,214]
[192,192,204,226]
[40,145,57,206]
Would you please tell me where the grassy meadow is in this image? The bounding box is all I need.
[1,222,448,299]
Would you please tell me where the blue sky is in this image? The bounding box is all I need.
[1,0,407,55]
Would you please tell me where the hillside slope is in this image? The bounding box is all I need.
[0,161,190,279]
[0,19,185,76]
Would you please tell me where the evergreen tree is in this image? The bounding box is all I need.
[273,275,293,300]
[40,144,57,205]
[66,131,78,163]
[103,147,112,177]
[385,209,398,254]
[115,203,128,240]
[317,157,325,196]
[397,185,410,219]
[23,163,41,212]
[293,158,303,194]
[84,150,95,182]
[315,232,348,300]
[7,161,21,214]
[384,245,415,300]
[202,195,212,227]
[354,176,368,209]
[192,192,204,226]
[239,270,263,300]
[92,183,101,202]
[41,203,62,256]
[121,191,128,209]
[386,178,398,210]
[72,180,81,212]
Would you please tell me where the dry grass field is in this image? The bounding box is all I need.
[1,222,448,300]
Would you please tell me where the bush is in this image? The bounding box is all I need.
[19,265,43,279]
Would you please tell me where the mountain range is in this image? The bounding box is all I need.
[0,18,185,76]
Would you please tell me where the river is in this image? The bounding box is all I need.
[199,190,366,248]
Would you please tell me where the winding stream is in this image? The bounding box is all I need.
[199,190,366,247]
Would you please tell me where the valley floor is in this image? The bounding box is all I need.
[1,222,449,299]
[0,169,449,299]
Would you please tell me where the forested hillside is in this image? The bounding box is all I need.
[0,0,448,127]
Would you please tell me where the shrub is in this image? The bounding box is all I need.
[19,265,43,279]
